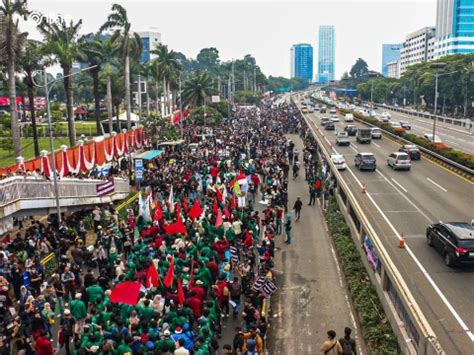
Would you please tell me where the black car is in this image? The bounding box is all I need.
[426,222,474,267]
[399,144,421,160]
[344,125,357,136]
[354,153,376,171]
[324,121,335,130]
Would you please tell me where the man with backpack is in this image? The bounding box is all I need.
[230,277,242,318]
[339,327,357,354]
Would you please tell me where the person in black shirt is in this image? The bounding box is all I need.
[293,197,303,221]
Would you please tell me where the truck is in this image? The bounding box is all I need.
[356,128,372,144]
[336,131,350,146]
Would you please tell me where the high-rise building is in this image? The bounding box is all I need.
[381,44,402,76]
[386,60,401,79]
[139,31,162,64]
[400,27,436,74]
[435,0,474,57]
[318,25,335,84]
[290,44,313,83]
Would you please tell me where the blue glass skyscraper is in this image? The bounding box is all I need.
[290,44,313,83]
[381,44,402,76]
[435,0,474,57]
[318,26,335,84]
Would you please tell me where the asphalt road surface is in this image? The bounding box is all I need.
[299,100,474,354]
[373,107,474,154]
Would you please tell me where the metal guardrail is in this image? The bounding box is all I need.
[293,95,444,354]
[311,95,474,178]
[0,177,130,207]
[376,104,471,127]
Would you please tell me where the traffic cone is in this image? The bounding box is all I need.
[361,183,367,194]
[399,232,405,249]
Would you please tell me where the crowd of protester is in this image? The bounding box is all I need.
[0,99,310,354]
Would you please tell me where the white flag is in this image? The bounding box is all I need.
[168,186,174,213]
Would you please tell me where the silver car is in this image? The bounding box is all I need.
[387,152,411,171]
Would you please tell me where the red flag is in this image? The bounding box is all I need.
[215,209,223,228]
[182,196,189,214]
[188,199,203,220]
[224,203,230,219]
[154,203,163,221]
[213,199,219,215]
[177,278,185,305]
[146,263,159,288]
[110,281,141,305]
[164,219,187,235]
[175,201,181,219]
[164,257,175,288]
[215,188,223,202]
[231,194,237,210]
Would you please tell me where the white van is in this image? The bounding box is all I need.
[344,114,354,122]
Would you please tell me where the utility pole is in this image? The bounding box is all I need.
[137,74,142,119]
[253,67,257,92]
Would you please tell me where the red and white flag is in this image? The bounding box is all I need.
[97,180,114,196]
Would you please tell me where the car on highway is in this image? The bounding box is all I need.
[399,120,411,130]
[321,117,331,125]
[324,121,335,130]
[335,131,350,146]
[329,108,337,114]
[320,107,327,113]
[344,125,357,136]
[426,222,474,267]
[330,115,340,122]
[387,152,411,170]
[399,144,421,160]
[376,114,390,123]
[344,113,354,122]
[388,121,406,136]
[355,153,376,171]
[308,106,314,113]
[331,153,347,170]
[301,107,308,113]
[370,127,382,139]
[356,128,372,144]
[382,111,391,118]
[423,133,443,143]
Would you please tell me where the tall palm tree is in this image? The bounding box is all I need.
[18,39,46,157]
[149,59,162,117]
[182,71,214,107]
[100,3,142,130]
[151,44,182,116]
[140,62,152,118]
[39,18,83,147]
[0,0,29,157]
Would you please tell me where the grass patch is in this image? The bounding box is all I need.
[325,197,401,354]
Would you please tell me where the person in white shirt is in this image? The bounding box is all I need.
[174,339,190,355]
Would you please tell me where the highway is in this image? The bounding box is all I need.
[371,107,474,154]
[298,98,474,354]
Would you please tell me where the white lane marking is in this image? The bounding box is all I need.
[390,178,408,193]
[372,141,381,148]
[375,170,432,223]
[346,165,474,342]
[350,144,358,153]
[426,177,448,192]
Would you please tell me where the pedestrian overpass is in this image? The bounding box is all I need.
[0,176,130,234]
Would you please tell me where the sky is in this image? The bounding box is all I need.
[24,0,437,79]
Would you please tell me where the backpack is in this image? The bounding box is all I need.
[341,338,353,354]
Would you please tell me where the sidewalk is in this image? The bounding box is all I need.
[268,134,361,354]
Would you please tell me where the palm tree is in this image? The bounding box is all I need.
[151,44,182,116]
[100,3,142,130]
[0,0,29,157]
[39,18,83,147]
[182,71,214,107]
[18,39,46,157]
[149,59,162,117]
[140,62,152,118]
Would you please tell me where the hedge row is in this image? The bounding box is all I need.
[325,197,401,354]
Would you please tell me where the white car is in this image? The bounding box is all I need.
[330,114,340,122]
[331,154,347,170]
[382,111,391,119]
[423,133,443,143]
[371,127,382,139]
[344,114,354,122]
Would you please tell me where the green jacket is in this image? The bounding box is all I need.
[70,299,87,320]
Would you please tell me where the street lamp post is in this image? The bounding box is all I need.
[33,65,98,223]
[430,62,457,140]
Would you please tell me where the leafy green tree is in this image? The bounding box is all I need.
[39,18,83,147]
[18,39,47,157]
[189,106,222,125]
[182,71,214,107]
[0,0,29,156]
[234,90,261,105]
[350,58,369,79]
[100,3,143,129]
